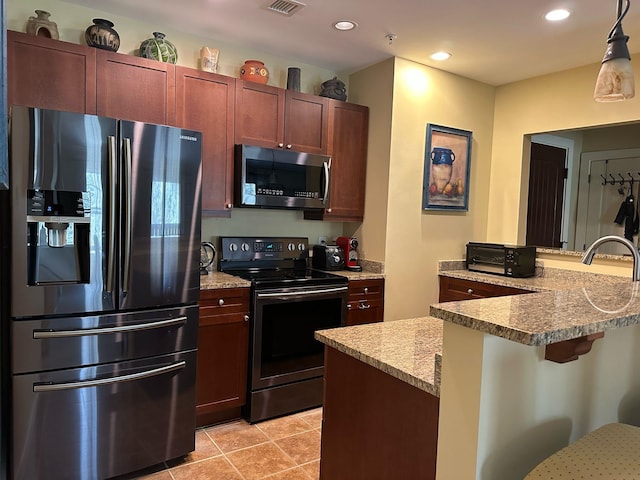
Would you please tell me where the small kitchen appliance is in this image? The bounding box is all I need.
[336,236,362,272]
[312,244,345,271]
[234,144,332,210]
[466,242,536,278]
[219,236,348,423]
[200,242,216,274]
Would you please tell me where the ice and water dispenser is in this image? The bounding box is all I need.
[26,189,91,285]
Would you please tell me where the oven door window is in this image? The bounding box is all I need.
[253,290,345,388]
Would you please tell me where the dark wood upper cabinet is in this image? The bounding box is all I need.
[306,100,369,222]
[175,67,235,216]
[96,49,176,125]
[235,80,329,154]
[7,30,97,114]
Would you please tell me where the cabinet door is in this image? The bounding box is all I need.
[176,67,235,216]
[284,91,329,154]
[438,276,531,302]
[306,100,369,221]
[196,288,250,426]
[7,30,96,114]
[346,278,384,326]
[96,50,175,125]
[235,80,284,148]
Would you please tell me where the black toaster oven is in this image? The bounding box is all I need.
[466,242,536,278]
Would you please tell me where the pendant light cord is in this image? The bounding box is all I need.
[608,0,630,39]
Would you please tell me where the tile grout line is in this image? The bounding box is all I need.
[202,429,250,480]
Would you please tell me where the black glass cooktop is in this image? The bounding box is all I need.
[224,268,347,288]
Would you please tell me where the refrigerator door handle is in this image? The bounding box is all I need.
[107,135,117,295]
[123,137,133,296]
[32,316,188,339]
[32,361,187,392]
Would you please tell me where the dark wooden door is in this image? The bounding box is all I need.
[234,80,284,148]
[96,49,175,125]
[196,288,250,427]
[175,67,235,215]
[321,101,369,221]
[284,91,329,154]
[7,30,96,114]
[526,142,567,248]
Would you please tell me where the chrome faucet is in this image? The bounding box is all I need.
[581,235,640,281]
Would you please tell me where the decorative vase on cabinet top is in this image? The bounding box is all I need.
[140,32,178,64]
[240,60,269,84]
[85,18,120,52]
[26,10,59,40]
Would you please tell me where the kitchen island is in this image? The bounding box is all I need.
[315,265,640,480]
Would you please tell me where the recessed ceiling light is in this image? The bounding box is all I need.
[545,9,570,21]
[430,51,451,61]
[333,20,357,31]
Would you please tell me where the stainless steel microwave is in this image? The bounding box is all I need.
[234,144,331,210]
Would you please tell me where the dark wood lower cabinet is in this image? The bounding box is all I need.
[346,278,384,326]
[439,275,531,302]
[196,288,250,427]
[320,347,439,480]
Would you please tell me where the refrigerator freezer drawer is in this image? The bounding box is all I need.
[11,305,198,374]
[11,350,197,480]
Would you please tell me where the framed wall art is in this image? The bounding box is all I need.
[422,124,472,211]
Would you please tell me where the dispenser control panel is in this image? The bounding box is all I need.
[27,190,90,223]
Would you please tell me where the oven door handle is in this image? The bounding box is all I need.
[257,286,348,298]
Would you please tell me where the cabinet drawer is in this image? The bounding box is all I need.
[348,278,384,301]
[439,276,531,302]
[199,288,250,319]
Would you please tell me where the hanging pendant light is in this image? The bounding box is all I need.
[594,0,634,101]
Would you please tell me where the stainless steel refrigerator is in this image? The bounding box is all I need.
[6,106,202,480]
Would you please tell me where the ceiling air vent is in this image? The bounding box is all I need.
[265,0,306,16]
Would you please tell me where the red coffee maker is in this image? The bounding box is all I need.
[336,236,362,272]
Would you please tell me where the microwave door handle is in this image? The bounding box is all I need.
[323,159,331,205]
[106,135,117,296]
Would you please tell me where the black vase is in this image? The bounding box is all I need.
[287,67,301,91]
[85,18,120,52]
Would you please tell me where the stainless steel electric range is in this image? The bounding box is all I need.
[218,236,349,423]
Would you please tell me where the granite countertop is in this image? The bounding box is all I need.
[315,317,443,397]
[433,262,637,346]
[199,271,251,290]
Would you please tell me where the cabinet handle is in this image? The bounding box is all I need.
[226,203,233,209]
[278,143,284,148]
[244,315,249,322]
[347,304,352,309]
[218,299,225,306]
[286,144,292,149]
[467,289,473,295]
[363,287,369,294]
[358,302,371,310]
[327,208,332,213]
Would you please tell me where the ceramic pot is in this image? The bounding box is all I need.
[319,76,347,101]
[240,60,269,84]
[140,32,178,64]
[287,67,301,91]
[84,18,120,52]
[26,10,59,39]
[85,19,120,52]
[430,147,455,193]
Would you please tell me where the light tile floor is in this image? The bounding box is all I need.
[116,408,322,480]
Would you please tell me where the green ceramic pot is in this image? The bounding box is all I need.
[139,32,178,64]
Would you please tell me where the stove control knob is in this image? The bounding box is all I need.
[298,243,306,251]
[229,243,238,252]
[241,242,250,252]
[288,243,295,251]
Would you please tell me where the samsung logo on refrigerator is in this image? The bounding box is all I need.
[180,135,198,142]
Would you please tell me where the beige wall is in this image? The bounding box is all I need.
[352,57,496,320]
[490,63,640,259]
